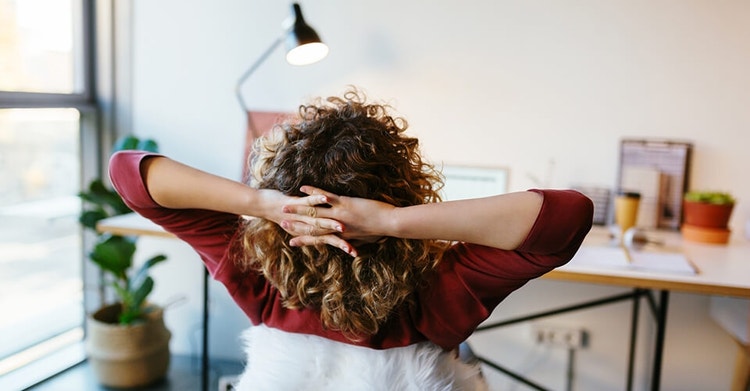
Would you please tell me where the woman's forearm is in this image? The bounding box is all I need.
[140,156,271,218]
[387,191,543,250]
[295,186,545,251]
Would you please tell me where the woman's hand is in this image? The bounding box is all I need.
[279,186,397,256]
[267,188,359,256]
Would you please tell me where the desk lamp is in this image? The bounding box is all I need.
[235,2,329,136]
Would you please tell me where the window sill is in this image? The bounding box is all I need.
[1,341,85,390]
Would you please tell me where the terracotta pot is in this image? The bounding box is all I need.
[681,223,732,244]
[682,201,734,229]
[85,304,171,388]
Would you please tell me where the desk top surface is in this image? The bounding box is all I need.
[98,214,750,298]
[97,212,173,238]
[547,227,750,298]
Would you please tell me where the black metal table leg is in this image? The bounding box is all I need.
[626,288,641,391]
[202,267,209,391]
[651,290,670,391]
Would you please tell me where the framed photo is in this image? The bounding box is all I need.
[617,139,692,230]
[441,165,509,201]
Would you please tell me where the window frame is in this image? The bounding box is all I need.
[0,91,95,109]
[0,0,97,110]
[0,0,129,387]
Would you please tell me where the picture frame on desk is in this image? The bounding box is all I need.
[440,165,509,201]
[617,139,692,230]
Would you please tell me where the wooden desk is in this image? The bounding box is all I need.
[509,226,750,391]
[546,227,750,298]
[97,213,173,238]
[566,227,750,391]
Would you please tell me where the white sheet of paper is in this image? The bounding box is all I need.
[569,246,697,275]
[628,251,697,275]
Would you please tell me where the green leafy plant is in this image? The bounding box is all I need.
[684,191,735,205]
[90,235,166,324]
[79,135,167,325]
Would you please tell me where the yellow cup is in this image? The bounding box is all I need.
[614,191,640,235]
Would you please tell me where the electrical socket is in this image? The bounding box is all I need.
[533,325,589,349]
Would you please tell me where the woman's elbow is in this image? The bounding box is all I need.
[555,191,594,263]
[572,191,595,236]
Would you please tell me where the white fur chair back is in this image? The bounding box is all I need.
[234,325,488,391]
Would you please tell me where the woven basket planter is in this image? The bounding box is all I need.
[85,303,171,388]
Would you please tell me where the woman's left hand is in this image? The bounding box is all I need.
[280,186,397,257]
[274,190,358,257]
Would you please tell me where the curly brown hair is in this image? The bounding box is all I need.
[235,88,449,340]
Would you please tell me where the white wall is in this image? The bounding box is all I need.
[129,1,750,390]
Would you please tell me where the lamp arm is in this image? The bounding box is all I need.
[235,34,285,113]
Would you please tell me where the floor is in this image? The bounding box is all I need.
[27,355,244,391]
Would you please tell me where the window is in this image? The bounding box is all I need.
[0,0,98,388]
[0,0,83,94]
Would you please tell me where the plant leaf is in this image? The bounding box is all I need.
[79,179,131,216]
[130,254,167,290]
[131,276,154,310]
[89,235,135,280]
[113,135,140,152]
[79,209,107,230]
[136,138,159,152]
[111,281,131,304]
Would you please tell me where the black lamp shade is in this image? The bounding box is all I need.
[285,3,329,65]
[236,3,329,112]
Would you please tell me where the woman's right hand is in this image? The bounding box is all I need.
[279,186,397,256]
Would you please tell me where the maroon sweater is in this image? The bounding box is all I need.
[110,151,593,350]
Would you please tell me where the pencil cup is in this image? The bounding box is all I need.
[614,191,640,236]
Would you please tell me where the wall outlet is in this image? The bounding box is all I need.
[533,325,589,349]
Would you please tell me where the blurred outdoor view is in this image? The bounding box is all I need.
[0,0,85,377]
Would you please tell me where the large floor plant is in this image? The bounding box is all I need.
[78,135,171,388]
[79,135,167,323]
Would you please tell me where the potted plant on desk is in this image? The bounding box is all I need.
[79,135,171,388]
[682,191,736,244]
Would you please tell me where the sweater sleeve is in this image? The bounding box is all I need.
[108,151,242,277]
[415,189,594,349]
